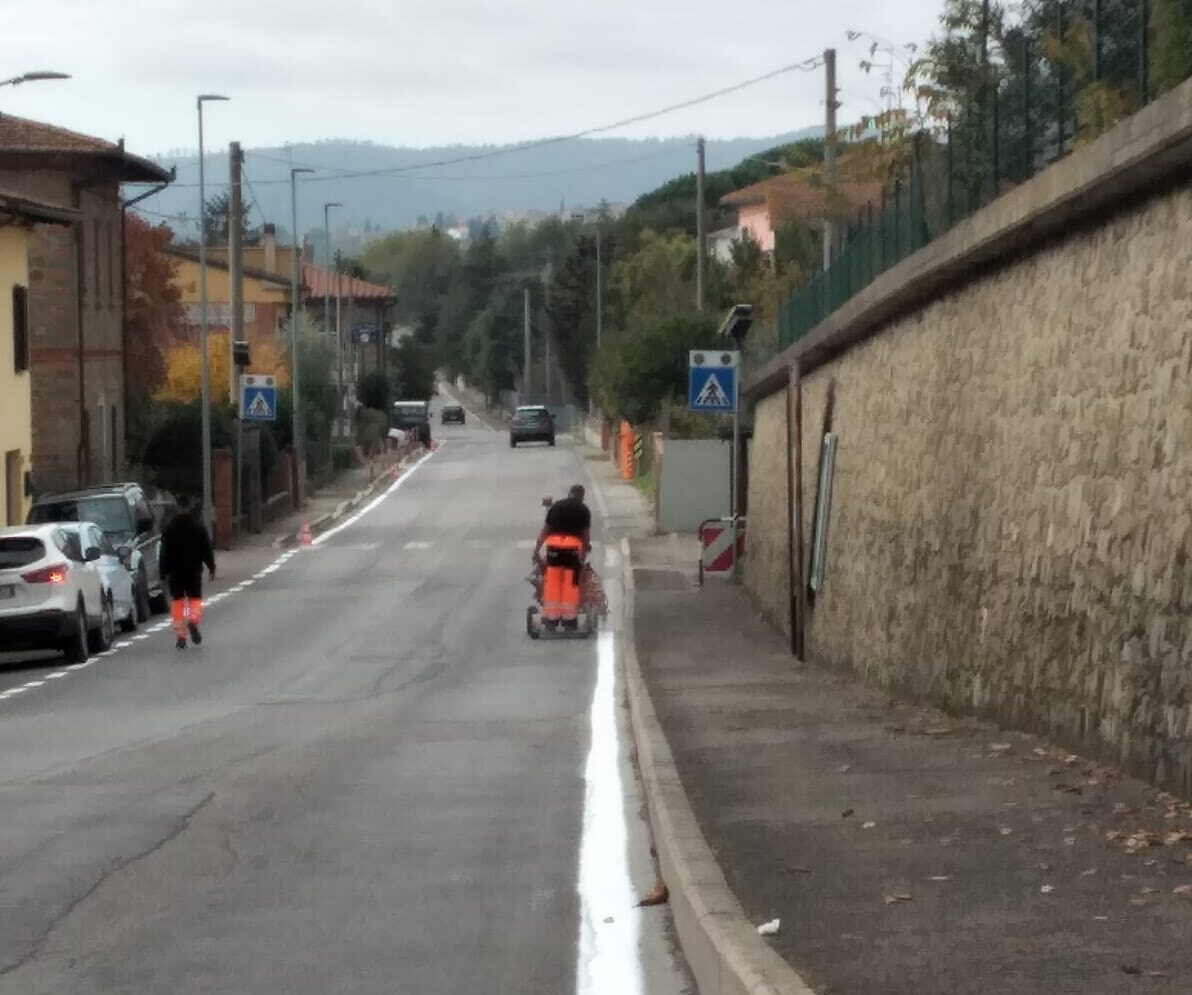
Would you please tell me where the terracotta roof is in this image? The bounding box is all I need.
[0,113,171,183]
[302,263,395,302]
[720,174,883,225]
[164,246,292,288]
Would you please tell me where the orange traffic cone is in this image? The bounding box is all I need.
[299,523,313,546]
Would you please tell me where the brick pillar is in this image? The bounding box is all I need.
[212,448,234,549]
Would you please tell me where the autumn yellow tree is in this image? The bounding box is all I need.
[156,331,291,404]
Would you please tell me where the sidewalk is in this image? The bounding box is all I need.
[585,450,1192,995]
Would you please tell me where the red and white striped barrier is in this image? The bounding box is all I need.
[699,518,746,582]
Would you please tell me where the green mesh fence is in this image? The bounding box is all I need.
[778,0,1192,348]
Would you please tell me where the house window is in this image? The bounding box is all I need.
[12,285,29,373]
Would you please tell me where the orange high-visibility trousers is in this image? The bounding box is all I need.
[171,596,203,639]
[542,534,585,621]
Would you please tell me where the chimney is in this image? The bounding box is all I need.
[262,223,277,273]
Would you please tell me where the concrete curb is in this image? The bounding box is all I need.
[616,534,816,995]
[270,446,425,550]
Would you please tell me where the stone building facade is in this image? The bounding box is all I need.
[0,114,170,492]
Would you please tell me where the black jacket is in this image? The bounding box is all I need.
[159,510,215,583]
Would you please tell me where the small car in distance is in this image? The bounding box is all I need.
[441,404,466,425]
[0,524,112,662]
[510,406,555,447]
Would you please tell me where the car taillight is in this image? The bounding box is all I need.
[22,563,69,585]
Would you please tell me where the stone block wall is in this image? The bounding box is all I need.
[746,182,1192,793]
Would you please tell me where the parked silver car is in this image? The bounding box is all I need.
[58,522,137,634]
[0,524,112,662]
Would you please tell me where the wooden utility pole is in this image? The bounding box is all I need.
[823,49,838,270]
[696,136,707,311]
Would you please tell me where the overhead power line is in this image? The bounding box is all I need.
[129,56,823,188]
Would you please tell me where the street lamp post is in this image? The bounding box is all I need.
[0,70,70,88]
[197,93,229,536]
[322,202,341,340]
[290,168,314,496]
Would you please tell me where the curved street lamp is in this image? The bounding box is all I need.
[0,70,71,88]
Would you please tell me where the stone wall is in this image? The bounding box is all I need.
[745,177,1192,795]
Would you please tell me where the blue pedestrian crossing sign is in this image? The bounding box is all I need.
[240,374,278,422]
[688,350,739,413]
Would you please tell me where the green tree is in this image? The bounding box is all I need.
[203,191,254,245]
[390,336,438,400]
[357,369,391,412]
[362,229,461,341]
[590,312,719,425]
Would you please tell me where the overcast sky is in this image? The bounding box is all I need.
[3,0,944,157]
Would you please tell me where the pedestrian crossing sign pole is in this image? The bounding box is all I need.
[689,349,741,578]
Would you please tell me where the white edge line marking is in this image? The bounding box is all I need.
[576,629,643,995]
[67,662,90,670]
[115,640,133,648]
[4,686,28,694]
[133,634,149,641]
[46,671,68,679]
[23,681,45,688]
[313,445,440,547]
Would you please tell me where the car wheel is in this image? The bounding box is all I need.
[135,568,151,623]
[149,585,170,616]
[119,594,138,633]
[89,594,114,653]
[62,601,89,664]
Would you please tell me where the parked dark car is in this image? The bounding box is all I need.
[441,404,466,425]
[510,406,555,447]
[27,483,164,621]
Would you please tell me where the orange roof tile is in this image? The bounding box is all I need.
[301,263,395,302]
[0,113,170,183]
[720,174,883,225]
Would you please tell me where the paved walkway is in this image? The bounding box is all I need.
[583,444,1192,994]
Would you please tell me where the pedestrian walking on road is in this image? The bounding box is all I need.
[159,495,216,650]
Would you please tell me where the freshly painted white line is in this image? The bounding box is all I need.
[100,650,118,657]
[133,634,150,641]
[45,672,69,680]
[229,586,245,594]
[115,640,134,648]
[313,445,439,547]
[3,687,28,695]
[67,662,90,671]
[23,681,45,689]
[241,579,255,587]
[403,541,433,550]
[575,630,643,995]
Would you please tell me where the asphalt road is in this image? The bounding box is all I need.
[0,414,689,995]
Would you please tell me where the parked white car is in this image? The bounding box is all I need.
[58,522,137,634]
[0,524,112,662]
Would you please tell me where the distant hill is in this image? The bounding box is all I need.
[139,131,819,245]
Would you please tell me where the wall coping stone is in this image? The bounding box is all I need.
[745,75,1192,399]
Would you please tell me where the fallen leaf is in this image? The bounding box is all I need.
[1038,862,1052,872]
[1141,887,1158,895]
[863,821,877,830]
[1094,915,1109,921]
[1121,964,1143,975]
[1173,884,1192,896]
[841,808,855,819]
[1040,884,1055,894]
[990,743,1014,753]
[603,916,615,924]
[838,764,852,773]
[1081,868,1098,877]
[1164,830,1192,846]
[929,875,952,882]
[1033,747,1049,756]
[999,827,1014,836]
[757,919,781,936]
[925,726,952,736]
[637,880,669,907]
[1064,838,1077,847]
[883,893,913,904]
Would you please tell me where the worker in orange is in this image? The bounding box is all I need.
[159,494,216,650]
